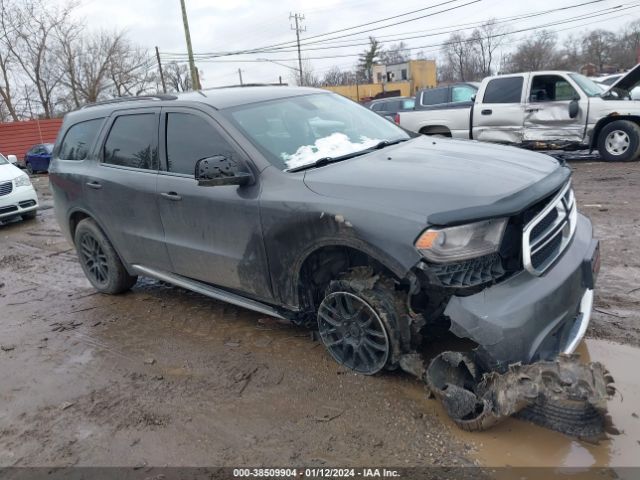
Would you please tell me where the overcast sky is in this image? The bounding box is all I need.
[63,0,639,87]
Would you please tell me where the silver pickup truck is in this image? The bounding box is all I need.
[398,66,640,162]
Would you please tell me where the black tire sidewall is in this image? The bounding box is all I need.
[598,121,640,162]
[74,219,136,294]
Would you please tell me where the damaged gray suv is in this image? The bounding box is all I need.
[50,87,600,379]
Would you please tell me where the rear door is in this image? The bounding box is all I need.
[84,107,172,271]
[523,73,588,143]
[156,107,272,301]
[473,75,526,143]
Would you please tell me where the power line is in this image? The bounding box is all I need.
[160,0,616,60]
[161,0,480,58]
[179,5,637,64]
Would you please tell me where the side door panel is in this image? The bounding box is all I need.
[523,74,588,143]
[156,107,273,301]
[473,75,527,144]
[83,107,172,271]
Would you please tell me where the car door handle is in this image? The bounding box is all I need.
[86,181,102,190]
[525,107,540,112]
[161,192,182,201]
[481,109,492,115]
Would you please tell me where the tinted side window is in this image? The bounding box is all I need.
[59,119,103,160]
[166,113,235,176]
[103,114,158,170]
[530,75,578,102]
[483,77,523,104]
[420,88,448,106]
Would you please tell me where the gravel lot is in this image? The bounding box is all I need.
[0,158,638,468]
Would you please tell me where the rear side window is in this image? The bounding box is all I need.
[451,84,477,103]
[483,77,523,103]
[165,113,235,176]
[420,87,448,106]
[59,119,103,160]
[103,114,158,170]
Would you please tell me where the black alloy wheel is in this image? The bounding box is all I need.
[318,291,390,375]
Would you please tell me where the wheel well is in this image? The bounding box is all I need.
[297,246,400,313]
[69,211,90,239]
[419,125,452,137]
[591,115,640,149]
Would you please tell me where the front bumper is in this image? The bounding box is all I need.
[0,185,39,219]
[443,213,597,372]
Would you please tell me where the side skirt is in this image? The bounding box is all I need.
[131,264,287,319]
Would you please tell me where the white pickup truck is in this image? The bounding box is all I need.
[398,66,640,162]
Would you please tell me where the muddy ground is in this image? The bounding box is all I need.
[0,158,639,469]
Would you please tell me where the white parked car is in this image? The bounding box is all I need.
[0,153,39,222]
[595,73,640,100]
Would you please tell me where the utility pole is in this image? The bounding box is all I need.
[155,46,167,94]
[289,12,305,86]
[238,68,243,86]
[180,0,200,90]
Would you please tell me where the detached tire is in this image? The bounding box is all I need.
[74,218,137,294]
[597,120,640,162]
[317,268,407,375]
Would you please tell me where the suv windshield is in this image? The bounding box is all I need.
[568,73,604,97]
[224,93,410,171]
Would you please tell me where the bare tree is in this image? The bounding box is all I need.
[0,0,76,118]
[470,19,507,77]
[164,61,192,92]
[290,58,319,87]
[0,0,21,120]
[379,41,410,65]
[442,33,478,82]
[58,27,130,108]
[503,30,557,73]
[582,29,616,73]
[321,65,355,86]
[109,45,157,97]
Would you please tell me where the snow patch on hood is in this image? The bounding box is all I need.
[283,133,381,169]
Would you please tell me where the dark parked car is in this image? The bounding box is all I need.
[24,143,54,173]
[50,87,599,377]
[366,96,415,120]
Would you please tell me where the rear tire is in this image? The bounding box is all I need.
[21,210,37,221]
[317,268,407,375]
[74,218,137,294]
[597,120,640,162]
[26,162,34,174]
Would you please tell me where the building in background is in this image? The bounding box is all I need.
[322,59,436,102]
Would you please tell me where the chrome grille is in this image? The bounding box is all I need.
[0,181,13,197]
[523,182,577,275]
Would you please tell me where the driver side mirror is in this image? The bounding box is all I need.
[195,155,252,187]
[7,154,18,165]
[568,98,580,119]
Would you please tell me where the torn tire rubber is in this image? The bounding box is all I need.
[74,218,138,294]
[317,268,407,375]
[415,351,614,438]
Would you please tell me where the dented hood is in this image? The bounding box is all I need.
[602,63,640,97]
[303,136,568,226]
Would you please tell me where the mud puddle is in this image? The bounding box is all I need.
[400,339,640,471]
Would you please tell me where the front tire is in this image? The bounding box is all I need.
[597,120,640,162]
[74,218,137,294]
[26,162,34,174]
[317,268,406,375]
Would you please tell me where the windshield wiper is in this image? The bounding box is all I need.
[286,138,410,173]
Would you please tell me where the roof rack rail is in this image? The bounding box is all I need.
[81,94,178,109]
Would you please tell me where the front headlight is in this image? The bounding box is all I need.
[415,218,507,263]
[13,174,32,188]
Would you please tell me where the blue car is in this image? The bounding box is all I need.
[24,143,54,173]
